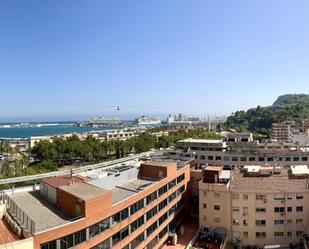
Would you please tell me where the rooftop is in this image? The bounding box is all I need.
[41,175,87,188]
[9,191,74,233]
[59,183,108,201]
[177,138,224,144]
[110,178,157,204]
[230,168,309,193]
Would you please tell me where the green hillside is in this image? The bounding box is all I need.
[224,94,309,133]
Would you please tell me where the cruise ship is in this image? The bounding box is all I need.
[136,116,162,126]
[74,117,122,127]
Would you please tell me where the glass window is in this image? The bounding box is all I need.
[130,199,144,215]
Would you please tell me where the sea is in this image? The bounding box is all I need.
[0,122,111,138]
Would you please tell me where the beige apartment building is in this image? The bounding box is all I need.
[175,136,309,168]
[198,165,309,248]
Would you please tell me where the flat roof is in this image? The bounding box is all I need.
[231,169,309,193]
[111,178,157,204]
[41,175,87,188]
[9,191,74,233]
[177,138,223,144]
[59,183,108,201]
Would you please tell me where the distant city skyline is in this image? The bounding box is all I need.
[1,0,309,121]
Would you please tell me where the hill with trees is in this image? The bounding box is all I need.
[223,94,309,134]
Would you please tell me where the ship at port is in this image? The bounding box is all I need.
[74,117,123,128]
[135,115,161,126]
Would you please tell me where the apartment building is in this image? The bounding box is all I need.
[175,136,309,168]
[199,165,309,248]
[272,121,296,143]
[0,155,193,249]
[97,128,143,141]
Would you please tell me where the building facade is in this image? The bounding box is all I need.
[198,165,309,248]
[0,156,193,249]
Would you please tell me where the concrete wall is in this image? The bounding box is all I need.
[0,238,33,249]
[40,183,57,205]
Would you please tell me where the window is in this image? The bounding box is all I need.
[158,185,168,196]
[287,232,292,237]
[146,191,157,205]
[131,216,144,232]
[240,157,246,161]
[256,232,266,238]
[60,229,86,249]
[214,193,220,198]
[130,233,144,248]
[89,218,110,238]
[130,199,144,215]
[177,174,185,183]
[287,219,292,224]
[203,203,207,209]
[287,207,292,212]
[274,232,284,238]
[92,238,110,249]
[214,204,220,210]
[256,220,266,226]
[296,195,303,200]
[158,198,168,211]
[243,194,248,200]
[208,156,213,160]
[296,206,303,212]
[147,222,158,236]
[214,217,220,223]
[112,227,129,245]
[243,219,248,226]
[232,157,238,161]
[296,219,303,224]
[256,208,266,213]
[274,207,285,213]
[243,232,248,238]
[41,241,56,249]
[200,155,206,160]
[296,231,303,236]
[287,195,293,200]
[256,195,266,200]
[258,157,265,162]
[232,194,239,200]
[243,207,248,216]
[146,206,157,220]
[274,220,284,225]
[232,206,240,212]
[274,194,284,200]
[168,179,177,189]
[249,157,255,161]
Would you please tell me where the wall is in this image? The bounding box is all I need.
[0,238,33,249]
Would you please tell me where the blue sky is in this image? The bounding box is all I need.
[0,0,309,121]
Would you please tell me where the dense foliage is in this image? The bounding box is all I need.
[224,94,309,133]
